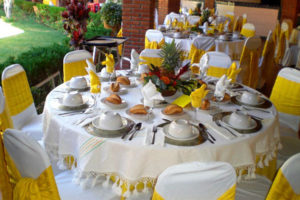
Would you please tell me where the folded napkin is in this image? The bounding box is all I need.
[130,49,140,71]
[204,122,237,140]
[214,75,231,99]
[226,62,241,83]
[144,127,165,146]
[203,22,208,34]
[101,53,115,73]
[188,8,193,15]
[172,18,178,28]
[141,80,164,107]
[190,84,209,108]
[86,59,101,94]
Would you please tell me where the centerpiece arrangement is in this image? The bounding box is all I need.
[143,41,201,96]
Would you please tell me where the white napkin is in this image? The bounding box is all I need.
[143,127,165,146]
[141,80,164,107]
[214,75,231,99]
[204,122,237,140]
[86,59,96,72]
[130,49,140,71]
[203,22,208,34]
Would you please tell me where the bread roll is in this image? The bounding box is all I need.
[106,94,122,104]
[201,100,210,110]
[116,76,130,85]
[163,104,183,115]
[110,82,120,92]
[129,104,148,114]
[212,93,230,102]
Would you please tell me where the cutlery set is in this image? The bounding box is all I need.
[121,122,142,141]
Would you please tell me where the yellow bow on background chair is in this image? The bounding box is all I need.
[190,84,209,108]
[241,23,256,38]
[101,53,115,74]
[188,44,206,64]
[145,37,165,50]
[226,62,241,83]
[233,16,243,32]
[275,30,287,65]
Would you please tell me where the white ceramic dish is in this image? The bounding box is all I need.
[58,95,89,108]
[222,115,257,130]
[103,86,127,95]
[100,98,127,109]
[163,124,199,141]
[236,95,265,106]
[65,82,89,90]
[92,116,129,131]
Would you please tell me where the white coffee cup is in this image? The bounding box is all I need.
[138,64,149,74]
[241,91,260,105]
[228,111,251,129]
[99,111,123,130]
[168,119,193,138]
[70,76,87,89]
[63,91,83,106]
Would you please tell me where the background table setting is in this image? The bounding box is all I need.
[42,69,281,197]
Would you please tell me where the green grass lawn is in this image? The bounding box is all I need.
[0,9,67,63]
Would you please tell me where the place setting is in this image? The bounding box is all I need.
[101,94,128,109]
[64,76,90,92]
[103,82,128,95]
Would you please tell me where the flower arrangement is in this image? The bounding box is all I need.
[62,0,90,49]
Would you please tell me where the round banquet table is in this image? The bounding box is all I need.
[43,71,281,195]
[164,35,245,60]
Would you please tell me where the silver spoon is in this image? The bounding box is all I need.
[129,123,142,140]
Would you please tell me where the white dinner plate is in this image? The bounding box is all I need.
[100,98,127,109]
[163,124,200,141]
[222,115,257,131]
[103,86,127,95]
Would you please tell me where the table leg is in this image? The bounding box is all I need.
[93,46,97,63]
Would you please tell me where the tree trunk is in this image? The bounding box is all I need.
[4,0,13,19]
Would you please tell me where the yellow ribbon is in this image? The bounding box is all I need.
[275,31,287,64]
[188,8,193,15]
[0,103,13,132]
[63,59,92,82]
[217,23,224,33]
[117,28,123,56]
[206,66,228,78]
[190,84,209,108]
[145,37,165,49]
[179,8,182,14]
[101,53,115,73]
[266,169,300,200]
[172,18,178,28]
[89,70,101,94]
[139,56,163,67]
[188,44,206,64]
[226,62,241,83]
[190,65,200,74]
[240,28,255,38]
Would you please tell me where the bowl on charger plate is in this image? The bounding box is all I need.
[227,111,252,129]
[97,111,124,130]
[62,91,84,107]
[69,76,88,89]
[168,119,193,139]
[240,91,261,105]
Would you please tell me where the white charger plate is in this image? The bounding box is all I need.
[163,124,200,141]
[103,86,127,95]
[100,98,127,109]
[222,115,257,130]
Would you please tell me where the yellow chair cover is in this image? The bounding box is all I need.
[270,76,300,115]
[145,37,165,49]
[266,169,300,200]
[233,17,242,32]
[0,102,13,132]
[275,31,287,65]
[217,23,225,33]
[207,66,228,78]
[101,53,115,73]
[242,17,247,27]
[2,71,34,116]
[241,27,255,38]
[139,56,163,67]
[239,46,260,88]
[273,20,281,45]
[63,58,93,82]
[117,28,123,56]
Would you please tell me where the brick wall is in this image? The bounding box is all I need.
[122,0,155,62]
[158,0,180,24]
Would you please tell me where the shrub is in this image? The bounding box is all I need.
[14,0,36,13]
[85,12,111,39]
[36,3,65,30]
[100,2,122,27]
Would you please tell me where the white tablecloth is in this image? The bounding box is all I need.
[164,36,245,60]
[43,72,280,193]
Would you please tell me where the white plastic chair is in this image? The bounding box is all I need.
[163,12,181,25]
[152,161,236,200]
[202,51,232,78]
[236,153,300,200]
[139,49,163,67]
[187,15,200,26]
[1,64,43,141]
[145,29,164,44]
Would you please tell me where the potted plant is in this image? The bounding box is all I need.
[100,2,122,36]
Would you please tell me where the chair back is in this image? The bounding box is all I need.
[152,161,236,200]
[145,29,164,49]
[164,12,181,25]
[270,67,300,132]
[3,129,60,199]
[202,51,232,78]
[139,49,163,67]
[242,13,247,27]
[63,50,92,82]
[188,36,215,64]
[1,64,37,129]
[266,153,300,199]
[241,23,256,38]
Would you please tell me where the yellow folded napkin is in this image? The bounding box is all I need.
[190,84,209,108]
[226,62,241,83]
[86,59,101,94]
[188,8,193,15]
[101,53,115,73]
[172,18,178,28]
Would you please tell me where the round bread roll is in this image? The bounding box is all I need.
[163,104,183,115]
[110,82,120,92]
[129,104,148,114]
[106,94,122,104]
[116,76,130,85]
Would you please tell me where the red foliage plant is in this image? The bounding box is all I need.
[62,0,90,48]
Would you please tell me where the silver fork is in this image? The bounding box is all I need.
[215,120,237,137]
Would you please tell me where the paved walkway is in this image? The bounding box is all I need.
[0,18,24,39]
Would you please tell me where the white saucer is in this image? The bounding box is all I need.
[103,86,127,95]
[125,109,153,121]
[222,115,257,130]
[100,98,127,109]
[92,116,128,131]
[65,82,89,90]
[163,124,199,141]
[236,95,265,106]
[58,96,89,108]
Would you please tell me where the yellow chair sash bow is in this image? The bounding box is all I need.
[217,23,224,33]
[2,71,34,116]
[270,76,300,115]
[266,169,300,200]
[275,31,287,64]
[139,56,163,67]
[117,28,123,56]
[241,28,255,38]
[206,66,228,78]
[101,53,115,73]
[226,62,242,83]
[63,58,93,82]
[188,44,206,64]
[145,37,165,49]
[188,9,193,15]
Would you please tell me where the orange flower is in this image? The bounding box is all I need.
[161,76,170,85]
